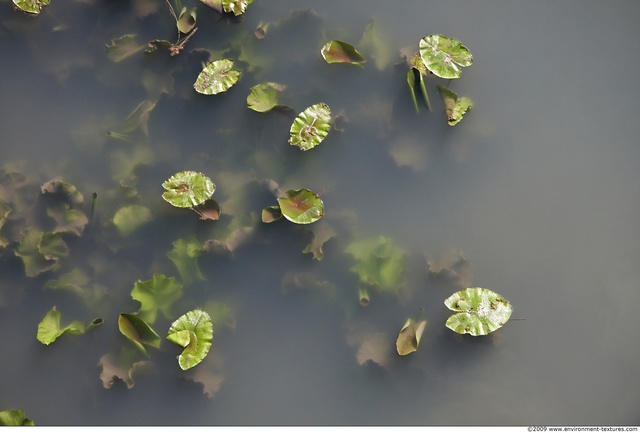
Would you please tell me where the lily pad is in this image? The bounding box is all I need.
[193,59,241,95]
[419,34,473,79]
[437,85,473,126]
[261,205,282,223]
[288,103,331,151]
[321,40,366,67]
[396,318,427,356]
[444,287,513,336]
[166,309,213,370]
[247,82,287,113]
[222,0,253,16]
[277,189,324,224]
[0,409,35,426]
[37,306,85,345]
[162,171,215,208]
[118,313,161,357]
[12,0,49,15]
[131,273,183,324]
[177,7,197,34]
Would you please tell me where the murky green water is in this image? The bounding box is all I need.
[1,0,640,426]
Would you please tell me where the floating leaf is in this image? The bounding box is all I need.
[118,313,161,357]
[222,0,253,16]
[113,205,152,236]
[105,34,145,63]
[177,7,197,34]
[437,85,473,126]
[261,205,282,223]
[167,309,213,370]
[321,40,366,67]
[167,237,205,287]
[396,318,427,356]
[162,171,215,208]
[345,235,406,295]
[277,189,324,224]
[193,199,221,221]
[193,59,241,95]
[199,0,223,13]
[419,34,473,79]
[12,0,49,15]
[444,288,513,336]
[98,346,152,389]
[131,273,183,324]
[288,103,331,151]
[37,307,85,345]
[0,409,35,426]
[247,82,287,113]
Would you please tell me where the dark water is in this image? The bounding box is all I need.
[1,0,639,426]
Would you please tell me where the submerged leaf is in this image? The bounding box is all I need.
[167,237,205,287]
[321,40,366,67]
[359,19,394,70]
[15,229,64,277]
[444,288,513,336]
[113,205,152,236]
[419,34,473,79]
[194,59,241,95]
[131,273,183,324]
[396,318,427,355]
[247,82,287,113]
[302,220,336,261]
[437,85,473,126]
[277,189,324,224]
[162,171,215,208]
[98,346,152,389]
[345,235,406,295]
[118,313,161,357]
[37,306,85,345]
[12,0,49,15]
[288,103,331,151]
[105,35,145,63]
[167,309,213,370]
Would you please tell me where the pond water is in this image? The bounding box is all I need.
[1,0,640,426]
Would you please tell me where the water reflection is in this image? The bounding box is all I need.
[1,0,640,426]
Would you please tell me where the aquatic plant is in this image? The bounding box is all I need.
[444,288,513,336]
[166,309,213,370]
[193,59,241,95]
[321,40,366,67]
[288,103,332,151]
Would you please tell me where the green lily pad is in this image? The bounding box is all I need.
[247,82,287,113]
[288,103,331,151]
[131,273,183,324]
[118,313,161,357]
[12,0,49,15]
[37,306,85,345]
[177,7,197,34]
[419,34,473,79]
[162,171,215,208]
[113,204,152,236]
[222,0,253,16]
[261,205,282,223]
[436,85,473,126]
[166,309,213,370]
[0,409,35,426]
[193,59,241,95]
[321,40,366,67]
[396,318,427,356]
[105,34,145,63]
[444,287,513,336]
[277,189,324,224]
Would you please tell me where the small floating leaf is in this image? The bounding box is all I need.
[396,318,427,356]
[162,171,215,208]
[0,409,35,426]
[288,103,331,151]
[193,59,241,95]
[277,189,324,224]
[222,0,253,16]
[261,205,282,223]
[437,85,473,126]
[321,40,366,67]
[419,34,473,79]
[37,306,85,345]
[177,7,197,34]
[118,313,161,357]
[247,82,287,113]
[167,309,213,370]
[12,0,49,15]
[444,287,513,336]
